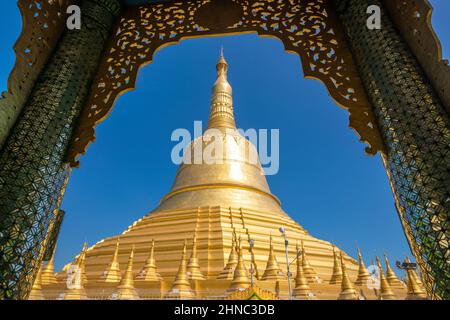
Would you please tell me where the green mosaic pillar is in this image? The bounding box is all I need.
[0,0,121,300]
[333,0,450,299]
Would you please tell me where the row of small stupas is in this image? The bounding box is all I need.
[29,234,428,300]
[29,52,428,301]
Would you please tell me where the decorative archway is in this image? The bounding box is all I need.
[0,0,448,300]
[65,0,384,167]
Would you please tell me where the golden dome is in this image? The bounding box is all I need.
[158,52,283,214]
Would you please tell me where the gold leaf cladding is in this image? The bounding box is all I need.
[66,0,384,167]
[383,0,450,116]
[0,0,75,147]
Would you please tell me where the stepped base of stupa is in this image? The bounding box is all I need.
[36,206,408,300]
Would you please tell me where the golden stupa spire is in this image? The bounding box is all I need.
[41,245,58,285]
[228,236,251,292]
[67,241,88,289]
[136,239,162,281]
[301,240,317,283]
[166,240,194,298]
[64,243,88,300]
[329,246,342,284]
[405,256,425,289]
[293,241,313,299]
[187,235,205,280]
[261,234,283,280]
[376,256,396,300]
[338,255,358,300]
[116,246,139,300]
[218,231,239,280]
[101,238,122,283]
[384,254,403,288]
[354,248,370,286]
[79,242,88,286]
[207,49,236,129]
[249,237,260,281]
[404,257,427,300]
[28,265,45,300]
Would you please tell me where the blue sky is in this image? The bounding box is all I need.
[0,2,448,274]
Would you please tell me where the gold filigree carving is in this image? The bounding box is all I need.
[383,0,450,115]
[66,0,385,167]
[0,0,76,147]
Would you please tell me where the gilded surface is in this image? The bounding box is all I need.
[38,54,409,300]
[383,0,450,115]
[0,0,76,147]
[0,0,120,300]
[2,0,445,301]
[335,0,450,299]
[66,0,385,167]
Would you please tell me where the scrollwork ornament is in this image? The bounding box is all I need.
[0,0,76,148]
[66,0,385,167]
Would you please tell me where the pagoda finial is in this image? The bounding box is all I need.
[208,48,236,129]
[166,240,194,298]
[64,243,88,300]
[187,235,205,280]
[101,238,122,283]
[354,248,370,286]
[228,236,250,292]
[261,234,282,280]
[41,245,58,285]
[136,239,162,281]
[293,241,314,299]
[218,231,239,280]
[301,240,317,283]
[376,256,396,300]
[338,254,358,300]
[116,245,139,300]
[404,257,427,300]
[330,246,342,284]
[384,254,404,288]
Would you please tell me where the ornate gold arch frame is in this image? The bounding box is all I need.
[65,0,384,167]
[0,0,449,300]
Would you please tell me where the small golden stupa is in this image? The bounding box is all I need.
[36,52,411,300]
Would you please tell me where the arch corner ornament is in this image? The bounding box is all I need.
[0,0,75,148]
[382,0,450,115]
[65,0,386,167]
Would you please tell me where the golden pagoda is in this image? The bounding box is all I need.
[217,231,238,280]
[338,255,359,300]
[43,52,410,300]
[227,237,251,293]
[187,235,205,280]
[384,254,404,289]
[136,239,162,281]
[166,240,195,299]
[63,243,88,300]
[41,246,58,285]
[404,257,428,300]
[301,240,317,283]
[330,247,343,284]
[115,246,139,300]
[354,248,370,286]
[376,256,396,300]
[261,235,283,280]
[292,242,314,300]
